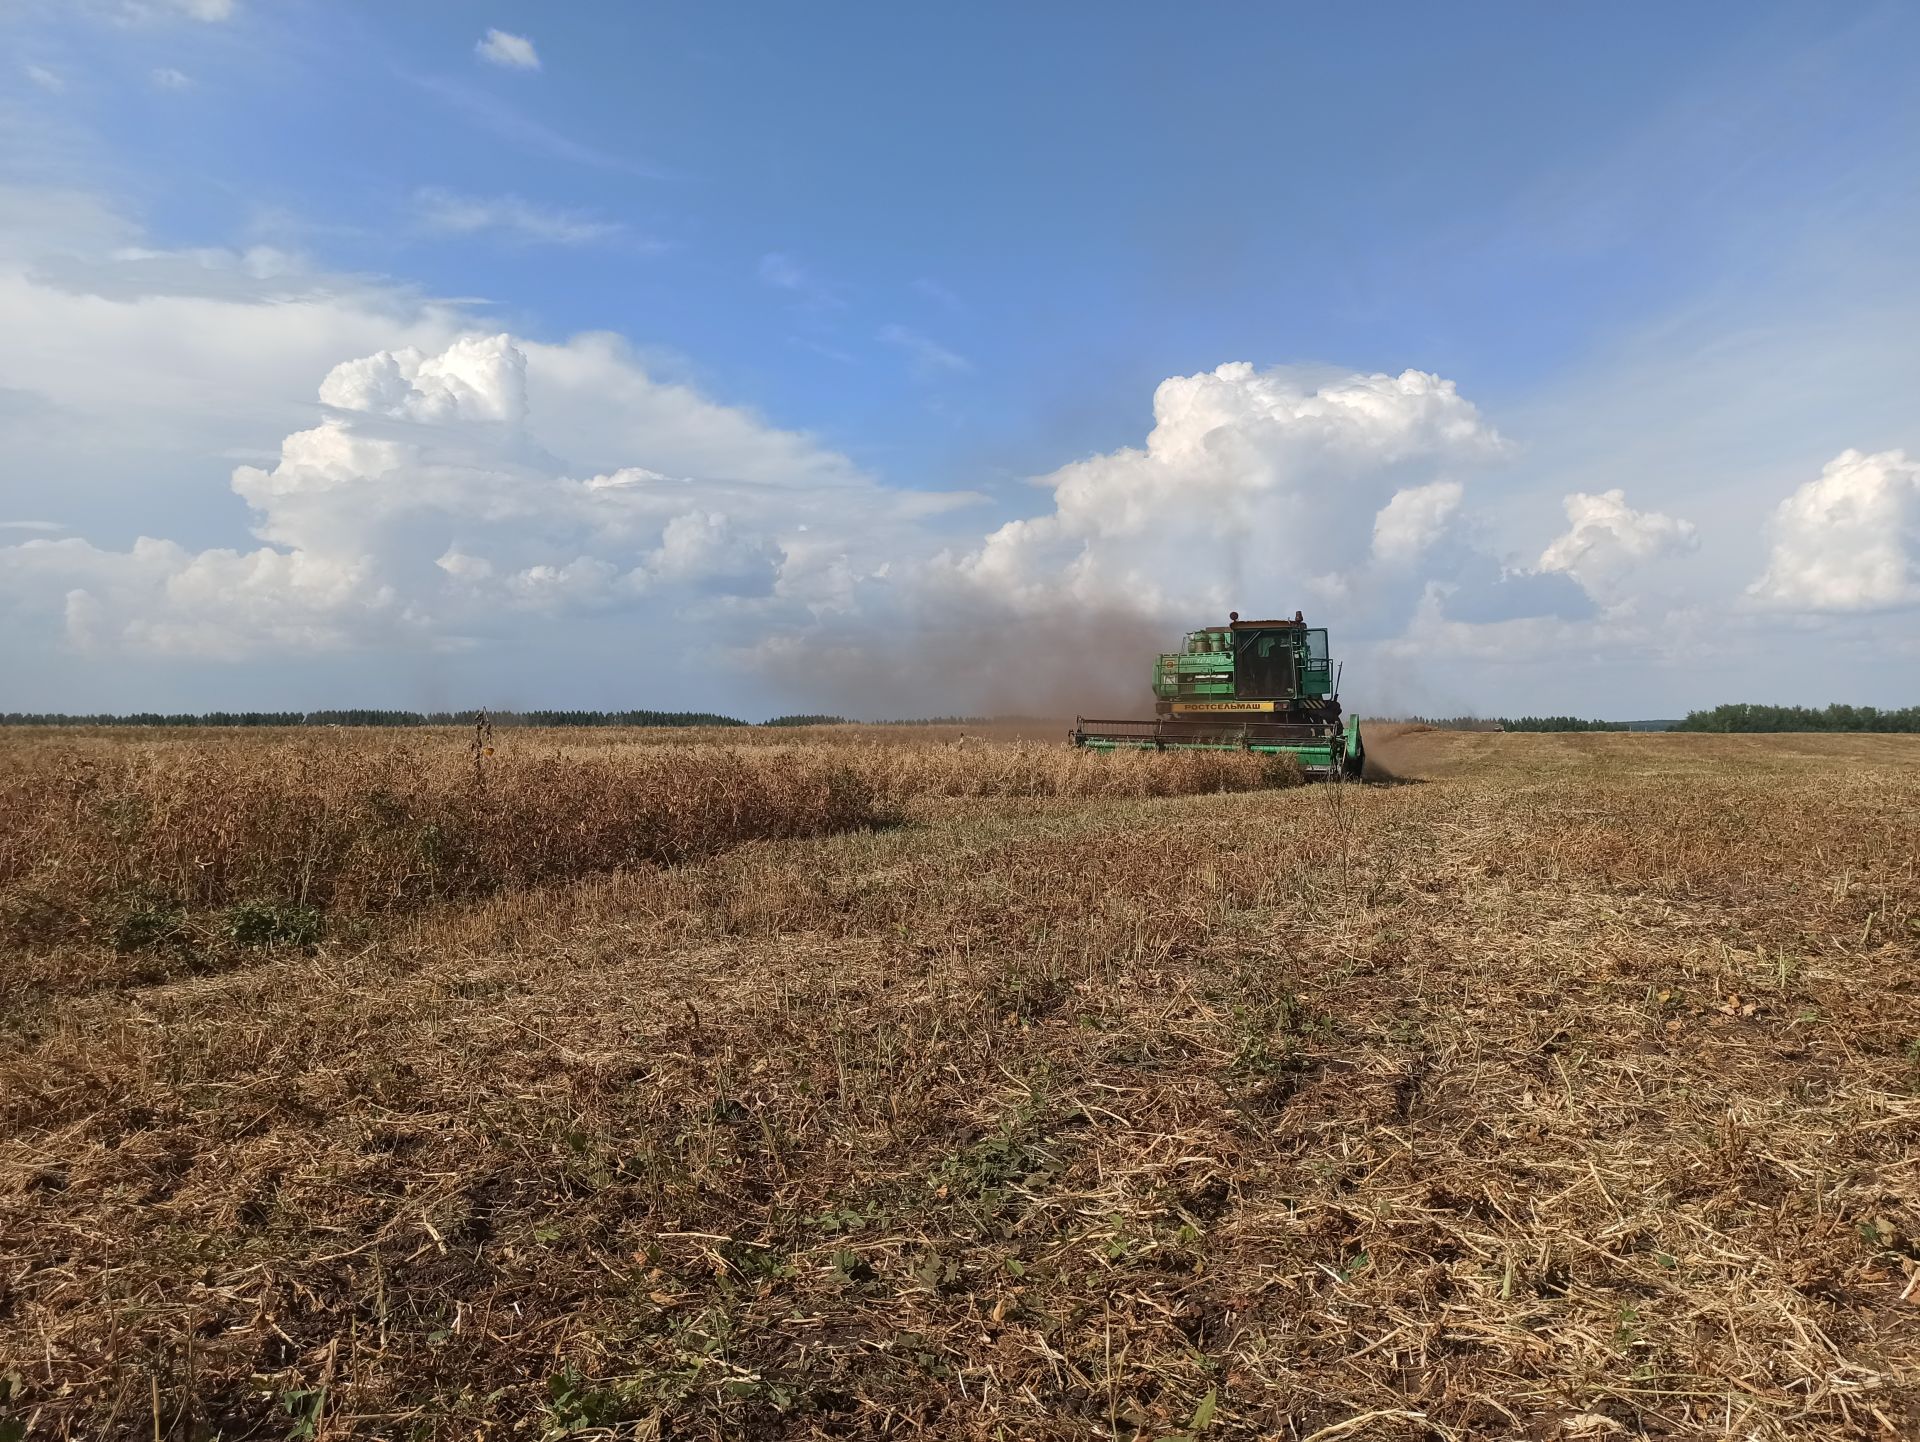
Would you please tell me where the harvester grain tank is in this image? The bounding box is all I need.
[1072,611,1364,779]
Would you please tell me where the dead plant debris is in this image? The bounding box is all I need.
[1,724,1916,1440]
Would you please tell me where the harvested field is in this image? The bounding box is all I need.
[2,724,1918,1440]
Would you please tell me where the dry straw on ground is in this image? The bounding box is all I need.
[0,724,1916,1440]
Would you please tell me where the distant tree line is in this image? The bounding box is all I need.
[756,714,1024,727]
[1500,716,1634,733]
[486,710,748,728]
[0,709,749,729]
[1396,706,1918,734]
[0,709,1040,729]
[1398,715,1634,733]
[1671,703,1920,733]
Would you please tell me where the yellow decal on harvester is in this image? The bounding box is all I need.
[1173,701,1276,713]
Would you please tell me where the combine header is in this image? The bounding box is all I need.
[1072,611,1364,780]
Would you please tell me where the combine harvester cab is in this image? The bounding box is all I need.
[1072,611,1364,780]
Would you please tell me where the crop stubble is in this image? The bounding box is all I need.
[0,724,1916,1439]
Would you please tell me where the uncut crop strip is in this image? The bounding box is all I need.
[0,730,1299,999]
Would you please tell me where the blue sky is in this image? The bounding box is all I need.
[2,1,1918,718]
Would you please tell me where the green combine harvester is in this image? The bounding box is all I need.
[1072,611,1364,780]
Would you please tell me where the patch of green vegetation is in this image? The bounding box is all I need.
[1160,1386,1219,1441]
[808,1203,876,1234]
[721,1239,793,1281]
[541,1366,656,1439]
[987,962,1071,1023]
[1613,1305,1646,1353]
[1228,992,1326,1075]
[911,1243,964,1293]
[278,1385,327,1440]
[934,1113,1064,1208]
[828,1245,877,1287]
[225,900,324,947]
[108,899,187,952]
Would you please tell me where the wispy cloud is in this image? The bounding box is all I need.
[791,337,855,365]
[476,28,540,71]
[24,65,66,93]
[912,277,963,312]
[758,252,842,310]
[409,73,667,179]
[243,205,370,248]
[118,0,235,21]
[150,66,193,91]
[758,253,804,288]
[413,187,626,247]
[0,521,67,532]
[878,323,970,376]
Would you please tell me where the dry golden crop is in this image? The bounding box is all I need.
[0,724,1916,1440]
[0,726,1292,1001]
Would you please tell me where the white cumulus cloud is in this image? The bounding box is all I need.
[1748,448,1920,611]
[1,332,980,660]
[150,67,193,91]
[1372,480,1463,564]
[1537,488,1697,602]
[950,364,1502,619]
[317,333,528,424]
[476,29,540,70]
[6,535,389,657]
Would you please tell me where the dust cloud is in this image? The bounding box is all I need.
[753,604,1192,723]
